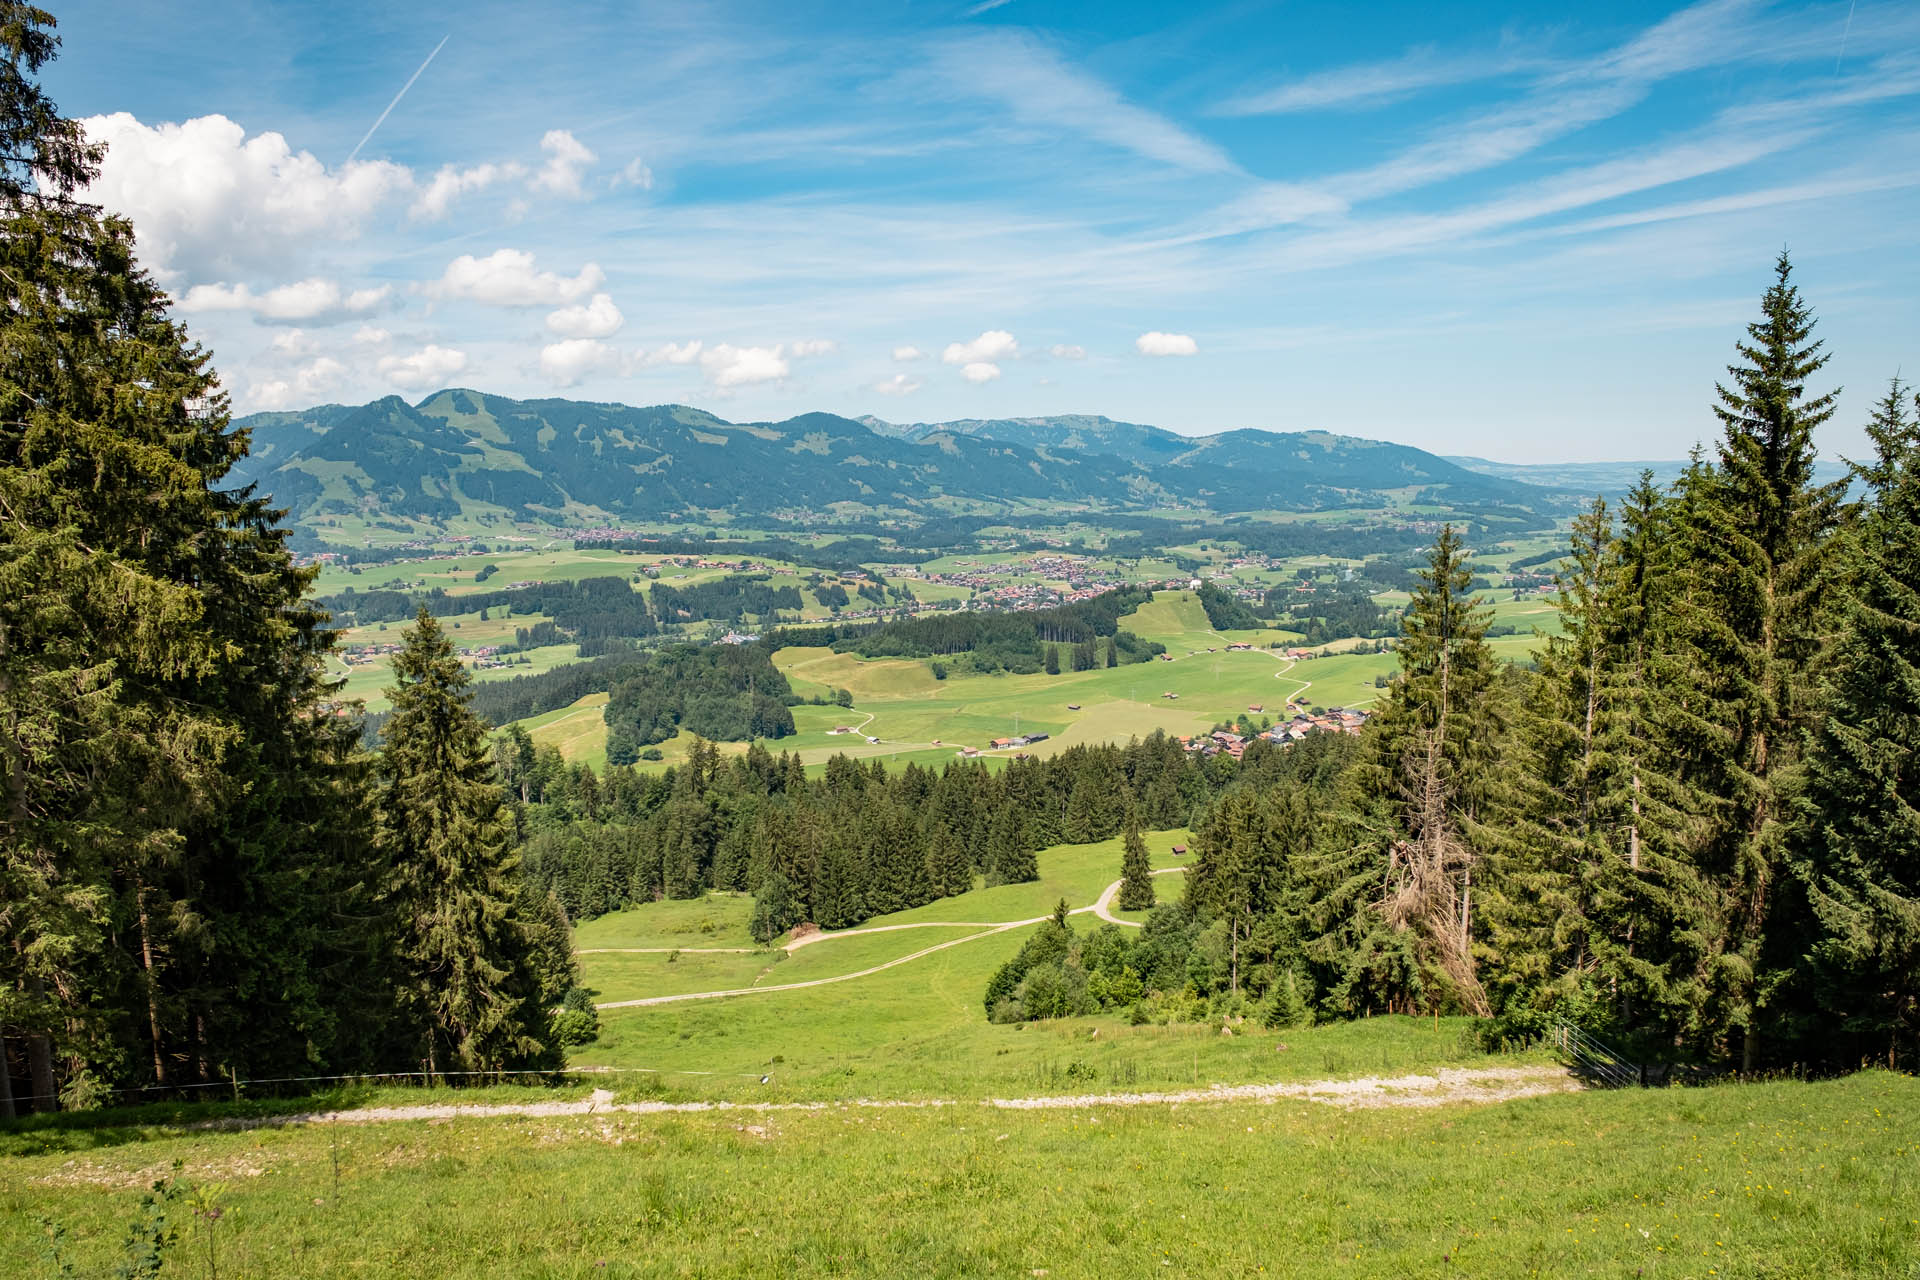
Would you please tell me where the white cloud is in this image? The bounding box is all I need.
[352,325,391,346]
[545,292,624,338]
[178,278,391,325]
[530,129,596,197]
[1215,49,1521,116]
[892,345,927,361]
[430,249,605,306]
[377,344,469,390]
[1136,331,1198,356]
[270,329,315,355]
[79,113,409,283]
[872,373,924,395]
[613,157,654,190]
[702,343,789,388]
[646,341,705,366]
[244,355,350,412]
[633,338,828,387]
[1049,343,1087,360]
[943,329,1018,364]
[411,161,522,220]
[925,32,1239,175]
[540,338,620,386]
[961,361,1001,383]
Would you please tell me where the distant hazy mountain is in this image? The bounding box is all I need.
[227,391,1565,534]
[863,413,1559,513]
[1444,454,1854,496]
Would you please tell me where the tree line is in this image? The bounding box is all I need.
[504,727,1351,938]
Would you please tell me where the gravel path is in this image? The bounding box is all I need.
[191,1065,1578,1132]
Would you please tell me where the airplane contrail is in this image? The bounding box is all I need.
[346,34,450,165]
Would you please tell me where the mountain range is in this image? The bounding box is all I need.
[228,392,1571,537]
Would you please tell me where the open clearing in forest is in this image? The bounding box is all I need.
[566,831,1565,1102]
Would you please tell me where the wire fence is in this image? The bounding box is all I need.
[4,1063,776,1112]
[1551,1020,1642,1088]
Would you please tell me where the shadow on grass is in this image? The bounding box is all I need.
[0,1079,591,1157]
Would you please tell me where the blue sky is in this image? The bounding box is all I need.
[44,0,1920,460]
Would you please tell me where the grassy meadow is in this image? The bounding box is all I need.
[5,1069,1913,1278]
[559,830,1561,1105]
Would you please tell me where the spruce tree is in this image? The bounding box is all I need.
[1792,388,1920,1068]
[1044,644,1061,676]
[0,6,375,1104]
[378,610,550,1077]
[987,803,1037,884]
[1117,807,1156,911]
[1665,252,1845,1069]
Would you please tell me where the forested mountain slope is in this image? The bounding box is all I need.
[232,391,1565,531]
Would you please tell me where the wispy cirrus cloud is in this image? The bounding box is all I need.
[1214,47,1530,116]
[921,30,1239,175]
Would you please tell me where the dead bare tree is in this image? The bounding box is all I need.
[1380,727,1489,1016]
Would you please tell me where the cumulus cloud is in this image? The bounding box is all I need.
[871,373,924,395]
[540,338,620,386]
[961,361,1001,384]
[352,324,391,346]
[701,343,788,388]
[892,345,926,362]
[411,161,522,220]
[530,129,596,197]
[378,344,469,390]
[244,355,350,411]
[178,278,392,325]
[613,158,654,190]
[642,341,705,366]
[632,338,830,388]
[545,292,624,338]
[943,330,1018,365]
[429,249,605,306]
[1049,343,1087,360]
[80,113,408,281]
[1136,331,1198,356]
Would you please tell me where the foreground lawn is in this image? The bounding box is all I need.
[4,1071,1911,1278]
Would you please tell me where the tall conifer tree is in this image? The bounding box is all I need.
[1792,382,1920,1068]
[378,610,551,1076]
[1665,252,1845,1069]
[1117,807,1156,911]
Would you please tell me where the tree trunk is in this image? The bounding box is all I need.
[136,884,167,1085]
[26,976,55,1111]
[0,1033,15,1119]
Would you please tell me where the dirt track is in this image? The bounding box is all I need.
[193,1065,1579,1132]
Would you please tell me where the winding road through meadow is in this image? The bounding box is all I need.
[592,867,1186,1010]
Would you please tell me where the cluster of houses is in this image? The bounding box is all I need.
[890,554,1131,612]
[1175,706,1371,760]
[1267,707,1370,742]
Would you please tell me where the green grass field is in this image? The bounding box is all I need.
[568,829,1373,1101]
[335,580,1556,771]
[5,1069,1912,1278]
